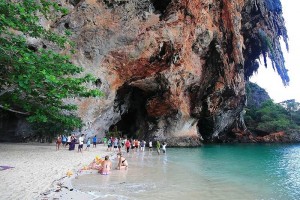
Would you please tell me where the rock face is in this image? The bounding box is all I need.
[246,82,271,109]
[47,0,287,146]
[0,0,288,145]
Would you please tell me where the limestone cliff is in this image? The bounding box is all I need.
[44,0,286,146]
[1,0,288,145]
[246,82,271,109]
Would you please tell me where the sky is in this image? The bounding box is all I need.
[250,1,300,103]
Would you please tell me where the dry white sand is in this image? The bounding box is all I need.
[0,143,115,200]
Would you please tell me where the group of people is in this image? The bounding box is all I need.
[87,152,128,175]
[106,138,148,153]
[99,139,166,175]
[55,134,98,152]
[56,134,168,155]
[56,134,167,176]
[104,137,167,155]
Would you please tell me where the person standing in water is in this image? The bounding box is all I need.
[107,137,112,151]
[162,142,167,153]
[99,155,112,175]
[125,139,131,153]
[156,141,161,155]
[93,135,97,148]
[148,140,153,152]
[85,137,91,151]
[118,138,122,153]
[140,140,146,152]
[113,137,118,152]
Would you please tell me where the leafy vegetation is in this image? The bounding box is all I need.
[245,99,300,135]
[0,0,102,134]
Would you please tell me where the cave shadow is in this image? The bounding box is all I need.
[109,85,156,140]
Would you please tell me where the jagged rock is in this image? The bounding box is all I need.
[246,82,271,109]
[0,0,289,146]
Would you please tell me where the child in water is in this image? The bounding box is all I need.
[85,137,91,151]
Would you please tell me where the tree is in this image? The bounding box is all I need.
[0,0,102,133]
[284,99,300,123]
[245,100,300,134]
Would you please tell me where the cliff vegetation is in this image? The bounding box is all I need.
[243,83,300,142]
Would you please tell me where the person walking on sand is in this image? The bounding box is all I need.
[78,134,84,153]
[66,134,71,147]
[93,135,97,148]
[156,141,161,155]
[99,155,112,175]
[116,153,128,170]
[85,137,91,151]
[69,134,76,150]
[62,135,67,147]
[162,142,167,153]
[56,135,62,151]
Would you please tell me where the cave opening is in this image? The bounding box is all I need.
[198,117,214,142]
[151,0,171,14]
[109,85,154,140]
[69,0,81,7]
[197,99,214,142]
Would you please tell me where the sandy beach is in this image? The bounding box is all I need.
[0,143,113,200]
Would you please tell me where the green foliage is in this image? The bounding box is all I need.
[0,0,102,133]
[245,100,300,134]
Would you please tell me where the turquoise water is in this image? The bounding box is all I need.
[73,144,300,200]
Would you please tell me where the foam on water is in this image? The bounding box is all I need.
[72,144,300,200]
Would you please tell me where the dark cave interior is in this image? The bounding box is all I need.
[109,85,155,140]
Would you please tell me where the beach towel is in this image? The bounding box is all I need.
[0,166,14,171]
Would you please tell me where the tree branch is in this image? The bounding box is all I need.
[0,86,16,97]
[0,105,30,115]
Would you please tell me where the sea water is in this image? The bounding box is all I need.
[72,144,300,200]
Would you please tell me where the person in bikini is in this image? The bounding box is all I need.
[116,153,128,170]
[56,135,62,151]
[99,155,112,175]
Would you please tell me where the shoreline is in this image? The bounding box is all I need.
[2,143,300,199]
